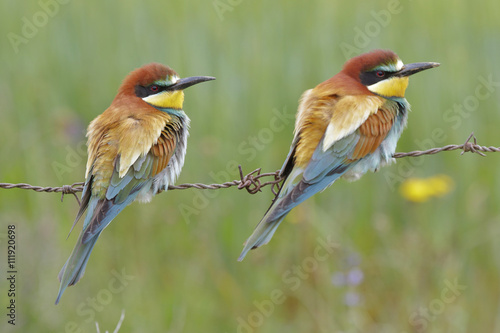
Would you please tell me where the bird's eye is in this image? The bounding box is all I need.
[150,85,159,92]
[376,71,385,77]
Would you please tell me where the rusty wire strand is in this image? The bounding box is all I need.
[0,132,496,203]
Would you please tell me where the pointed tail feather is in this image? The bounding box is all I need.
[237,185,299,261]
[238,213,286,261]
[238,169,306,261]
[56,193,138,304]
[55,231,102,304]
[238,167,348,261]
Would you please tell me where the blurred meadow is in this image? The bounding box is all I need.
[1,0,500,332]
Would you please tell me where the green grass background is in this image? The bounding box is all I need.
[1,0,500,332]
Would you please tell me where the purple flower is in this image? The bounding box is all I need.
[346,268,364,286]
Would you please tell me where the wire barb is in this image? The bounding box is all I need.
[460,132,487,157]
[1,132,498,205]
[0,182,84,204]
[392,132,498,158]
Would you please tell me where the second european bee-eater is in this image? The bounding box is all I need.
[238,49,439,260]
[56,63,214,304]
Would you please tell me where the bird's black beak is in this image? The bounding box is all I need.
[168,76,215,91]
[395,62,440,77]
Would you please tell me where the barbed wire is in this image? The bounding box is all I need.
[392,132,495,158]
[0,132,497,204]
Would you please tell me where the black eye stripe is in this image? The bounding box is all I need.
[135,84,168,98]
[359,70,395,86]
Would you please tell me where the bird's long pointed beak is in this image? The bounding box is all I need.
[396,62,440,77]
[169,76,215,91]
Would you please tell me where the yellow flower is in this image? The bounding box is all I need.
[399,175,454,203]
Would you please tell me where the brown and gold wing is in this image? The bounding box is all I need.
[350,106,396,160]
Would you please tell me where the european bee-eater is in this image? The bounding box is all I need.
[56,63,214,304]
[238,49,439,261]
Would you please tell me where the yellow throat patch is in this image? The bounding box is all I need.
[142,90,185,109]
[367,76,409,99]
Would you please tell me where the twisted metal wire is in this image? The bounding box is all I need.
[0,132,495,203]
[392,132,493,158]
[0,166,283,203]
